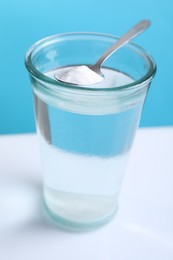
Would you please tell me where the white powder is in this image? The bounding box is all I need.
[54,65,103,85]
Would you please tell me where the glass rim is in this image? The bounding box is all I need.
[25,32,157,92]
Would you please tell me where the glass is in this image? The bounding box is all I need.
[25,33,156,231]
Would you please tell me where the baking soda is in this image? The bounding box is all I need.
[54,65,103,85]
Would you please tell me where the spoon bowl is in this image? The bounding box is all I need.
[55,20,151,86]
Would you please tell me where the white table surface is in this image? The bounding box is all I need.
[0,127,173,260]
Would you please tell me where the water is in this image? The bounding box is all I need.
[41,136,128,224]
[35,67,143,229]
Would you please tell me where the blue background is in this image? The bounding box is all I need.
[0,0,172,134]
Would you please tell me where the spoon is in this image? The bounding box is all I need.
[55,20,151,85]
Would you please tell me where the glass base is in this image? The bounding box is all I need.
[44,202,118,232]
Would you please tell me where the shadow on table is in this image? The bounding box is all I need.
[1,172,69,239]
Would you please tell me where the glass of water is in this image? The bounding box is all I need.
[25,33,156,231]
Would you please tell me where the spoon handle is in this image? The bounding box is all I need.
[92,20,151,72]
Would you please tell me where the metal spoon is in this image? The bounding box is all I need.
[55,20,151,85]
